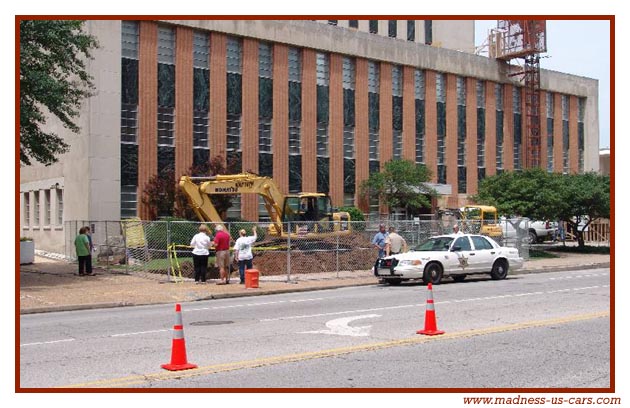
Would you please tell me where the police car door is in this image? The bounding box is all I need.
[450,236,476,275]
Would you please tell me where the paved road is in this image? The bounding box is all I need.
[19,267,610,389]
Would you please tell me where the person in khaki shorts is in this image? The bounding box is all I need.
[213,225,232,284]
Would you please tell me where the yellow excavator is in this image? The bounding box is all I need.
[179,173,351,237]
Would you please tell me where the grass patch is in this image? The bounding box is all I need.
[528,249,561,259]
[547,245,610,255]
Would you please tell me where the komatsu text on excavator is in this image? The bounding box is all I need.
[179,173,351,237]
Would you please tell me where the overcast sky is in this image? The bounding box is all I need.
[474,20,611,149]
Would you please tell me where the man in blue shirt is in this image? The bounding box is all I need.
[372,224,389,259]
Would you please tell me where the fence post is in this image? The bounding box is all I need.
[166,220,172,283]
[286,222,293,283]
[336,232,340,278]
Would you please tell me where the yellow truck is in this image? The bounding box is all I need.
[458,205,503,239]
[179,173,351,237]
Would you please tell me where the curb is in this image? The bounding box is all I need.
[19,262,610,315]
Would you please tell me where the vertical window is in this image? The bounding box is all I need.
[457,77,467,193]
[392,65,403,160]
[44,189,51,226]
[513,87,522,170]
[34,191,40,226]
[495,83,504,173]
[368,61,380,217]
[24,192,30,227]
[562,95,569,174]
[425,20,433,45]
[388,20,397,38]
[348,20,358,29]
[343,57,356,206]
[316,52,330,193]
[288,47,302,193]
[546,92,554,172]
[578,98,585,173]
[120,20,139,218]
[476,80,486,184]
[56,188,63,225]
[369,20,378,34]
[193,31,210,173]
[226,36,243,220]
[407,20,415,41]
[259,42,273,183]
[157,25,176,191]
[415,70,425,164]
[436,73,446,184]
[328,20,338,26]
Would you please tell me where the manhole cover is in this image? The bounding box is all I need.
[189,321,234,326]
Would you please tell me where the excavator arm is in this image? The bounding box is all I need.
[179,173,286,235]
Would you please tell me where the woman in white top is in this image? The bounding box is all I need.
[233,226,257,284]
[190,224,212,283]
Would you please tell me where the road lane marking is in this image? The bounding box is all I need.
[20,338,75,347]
[111,329,171,337]
[299,314,381,337]
[57,311,609,388]
[261,285,609,322]
[187,297,325,312]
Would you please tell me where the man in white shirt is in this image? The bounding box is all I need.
[234,226,257,284]
[453,224,464,235]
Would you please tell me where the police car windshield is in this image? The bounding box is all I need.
[415,237,454,252]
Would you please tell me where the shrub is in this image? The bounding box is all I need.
[224,217,266,242]
[339,206,366,231]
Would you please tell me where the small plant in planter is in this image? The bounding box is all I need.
[20,237,35,264]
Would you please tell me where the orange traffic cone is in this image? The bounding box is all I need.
[161,303,198,371]
[416,283,445,336]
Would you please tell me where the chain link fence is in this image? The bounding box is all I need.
[65,218,533,282]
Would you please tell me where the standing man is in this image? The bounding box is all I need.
[453,224,464,235]
[74,227,92,276]
[372,224,389,259]
[385,226,408,255]
[234,226,257,284]
[213,225,232,285]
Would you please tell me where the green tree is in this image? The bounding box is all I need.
[360,159,435,216]
[475,169,610,248]
[20,20,99,166]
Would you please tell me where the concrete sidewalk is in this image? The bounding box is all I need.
[19,252,611,315]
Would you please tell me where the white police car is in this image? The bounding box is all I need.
[375,233,524,285]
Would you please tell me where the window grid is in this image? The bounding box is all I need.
[495,84,504,110]
[415,133,425,164]
[546,92,554,118]
[349,20,358,29]
[121,21,139,59]
[316,124,329,157]
[456,77,466,106]
[407,20,415,41]
[193,111,209,148]
[436,73,446,103]
[513,87,522,114]
[34,192,40,225]
[369,20,378,34]
[392,65,403,97]
[561,95,569,120]
[288,48,301,82]
[259,121,273,153]
[157,107,175,146]
[121,103,138,144]
[157,26,175,65]
[44,190,51,226]
[259,43,273,78]
[316,53,329,86]
[388,20,397,38]
[289,121,301,155]
[342,57,355,90]
[193,32,209,69]
[476,80,485,107]
[226,37,242,74]
[227,114,242,152]
[368,61,379,93]
[56,189,63,225]
[393,130,403,160]
[120,185,138,219]
[343,127,355,159]
[369,130,379,160]
[414,69,425,100]
[24,193,30,226]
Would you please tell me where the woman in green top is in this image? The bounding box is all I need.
[74,227,92,276]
